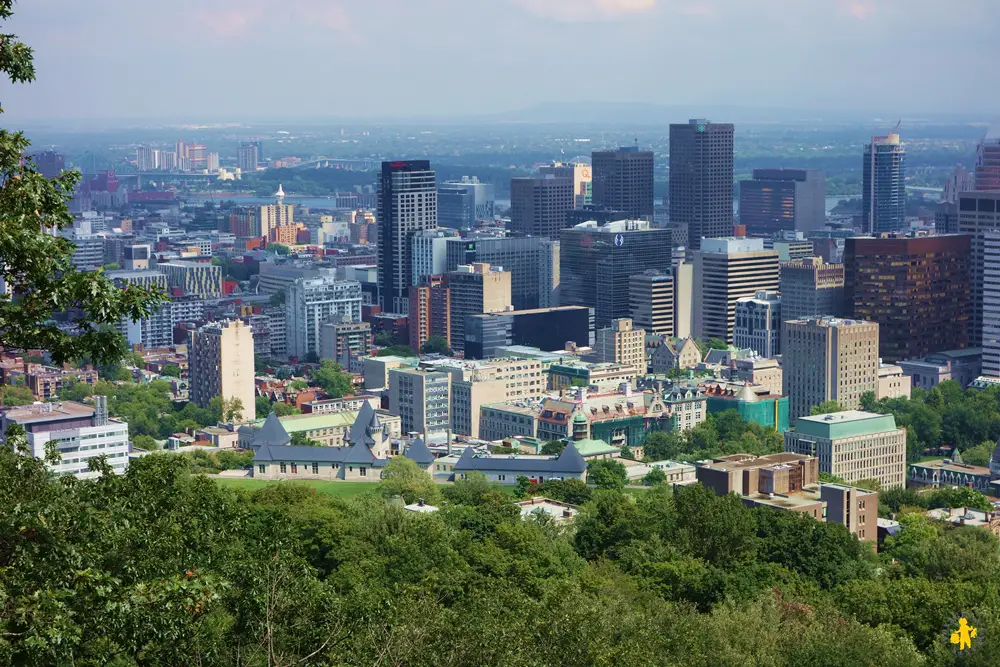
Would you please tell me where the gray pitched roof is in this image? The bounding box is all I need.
[254,444,351,463]
[404,437,435,465]
[349,401,380,445]
[454,442,587,475]
[254,412,291,448]
[342,440,376,464]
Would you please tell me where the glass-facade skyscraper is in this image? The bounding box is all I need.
[862,131,906,234]
[669,119,735,250]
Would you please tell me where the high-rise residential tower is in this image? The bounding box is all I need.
[590,147,653,220]
[739,169,826,235]
[136,146,158,171]
[447,263,512,355]
[669,119,735,250]
[238,142,259,172]
[377,160,437,314]
[959,191,1000,348]
[286,277,363,358]
[189,320,256,422]
[862,130,906,234]
[509,175,574,238]
[844,234,971,363]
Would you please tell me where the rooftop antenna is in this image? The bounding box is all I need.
[892,119,901,133]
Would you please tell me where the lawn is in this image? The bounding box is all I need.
[211,477,379,498]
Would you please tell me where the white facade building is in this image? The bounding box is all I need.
[286,277,362,358]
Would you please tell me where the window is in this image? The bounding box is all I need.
[280,463,287,473]
[360,467,367,476]
[258,465,266,474]
[312,462,319,474]
[291,463,298,474]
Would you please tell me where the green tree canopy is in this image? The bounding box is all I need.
[377,344,417,358]
[587,459,628,490]
[379,456,443,505]
[810,400,845,416]
[540,440,566,456]
[310,360,353,397]
[419,335,453,356]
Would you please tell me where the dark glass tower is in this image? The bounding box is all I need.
[669,119,735,250]
[377,160,437,314]
[591,147,654,221]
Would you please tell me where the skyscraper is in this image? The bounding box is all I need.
[437,177,495,228]
[669,119,735,250]
[691,237,780,344]
[844,234,971,363]
[591,147,654,221]
[862,130,906,234]
[136,146,157,171]
[35,150,65,179]
[629,270,674,336]
[445,236,560,311]
[779,257,846,323]
[377,160,437,314]
[738,169,826,235]
[560,219,673,328]
[187,144,208,171]
[539,161,592,209]
[509,175,574,238]
[782,317,879,421]
[188,320,256,422]
[238,142,259,172]
[975,130,1000,191]
[734,291,782,358]
[286,277,363,358]
[411,228,459,286]
[958,191,1000,347]
[447,263,512,354]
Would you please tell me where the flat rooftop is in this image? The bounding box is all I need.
[4,401,94,423]
[701,452,811,472]
[794,410,899,439]
[911,459,992,475]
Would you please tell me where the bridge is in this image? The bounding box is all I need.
[290,157,379,171]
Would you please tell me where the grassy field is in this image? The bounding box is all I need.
[211,477,379,498]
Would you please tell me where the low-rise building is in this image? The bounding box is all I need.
[452,441,587,485]
[784,410,907,489]
[897,348,983,391]
[549,361,637,391]
[909,455,996,494]
[927,507,1000,536]
[877,363,911,400]
[649,337,703,374]
[239,403,401,449]
[701,381,790,432]
[431,358,547,437]
[729,356,782,396]
[1,397,129,479]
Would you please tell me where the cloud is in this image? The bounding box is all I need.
[841,1,875,19]
[511,0,657,22]
[194,7,265,37]
[192,1,353,38]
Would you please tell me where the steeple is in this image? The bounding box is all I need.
[275,183,285,204]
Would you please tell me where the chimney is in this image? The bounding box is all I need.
[93,395,108,426]
[447,428,453,455]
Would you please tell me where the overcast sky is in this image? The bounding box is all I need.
[4,0,999,121]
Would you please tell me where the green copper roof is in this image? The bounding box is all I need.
[572,438,619,457]
[794,410,899,440]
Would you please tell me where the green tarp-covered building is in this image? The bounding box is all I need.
[703,382,789,432]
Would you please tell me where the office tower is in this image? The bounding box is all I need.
[136,146,157,171]
[691,237,780,344]
[231,202,295,240]
[780,257,846,322]
[629,270,674,336]
[377,160,437,314]
[447,263,512,354]
[66,232,106,271]
[669,119,735,250]
[844,235,971,363]
[207,152,220,171]
[446,236,560,310]
[560,219,673,328]
[188,320,255,421]
[862,130,906,234]
[0,398,129,479]
[739,169,826,235]
[766,232,815,261]
[975,130,1000,191]
[437,176,495,228]
[319,315,372,368]
[238,142,260,172]
[411,228,459,286]
[509,175,574,237]
[935,201,960,235]
[594,318,646,377]
[591,146,654,220]
[464,306,594,359]
[981,232,1000,377]
[782,317,879,421]
[734,291,782,357]
[785,411,907,489]
[408,275,450,352]
[565,205,630,228]
[160,261,223,298]
[943,165,975,203]
[123,244,151,271]
[959,191,1000,347]
[674,260,694,338]
[539,161,592,208]
[388,367,451,434]
[187,144,208,171]
[107,270,173,348]
[35,149,65,179]
[158,151,178,171]
[286,276,363,358]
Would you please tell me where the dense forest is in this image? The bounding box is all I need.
[3,440,1000,666]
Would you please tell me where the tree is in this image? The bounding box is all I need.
[961,441,995,467]
[810,400,844,416]
[707,338,729,351]
[269,243,290,256]
[0,383,35,406]
[540,440,566,456]
[587,459,629,490]
[269,289,286,307]
[620,445,636,460]
[132,434,160,451]
[301,351,320,364]
[642,430,682,461]
[255,395,272,419]
[379,456,443,505]
[535,478,592,505]
[272,401,300,417]
[643,467,667,486]
[209,396,245,424]
[161,364,181,378]
[102,262,120,271]
[290,431,322,447]
[0,20,162,365]
[373,331,395,347]
[310,360,353,397]
[860,391,878,412]
[377,344,416,358]
[419,335,453,356]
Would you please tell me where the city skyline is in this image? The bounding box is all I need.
[6,0,1000,121]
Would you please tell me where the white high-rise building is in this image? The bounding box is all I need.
[136,146,158,171]
[377,161,437,314]
[411,228,459,286]
[286,277,363,358]
[188,320,256,423]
